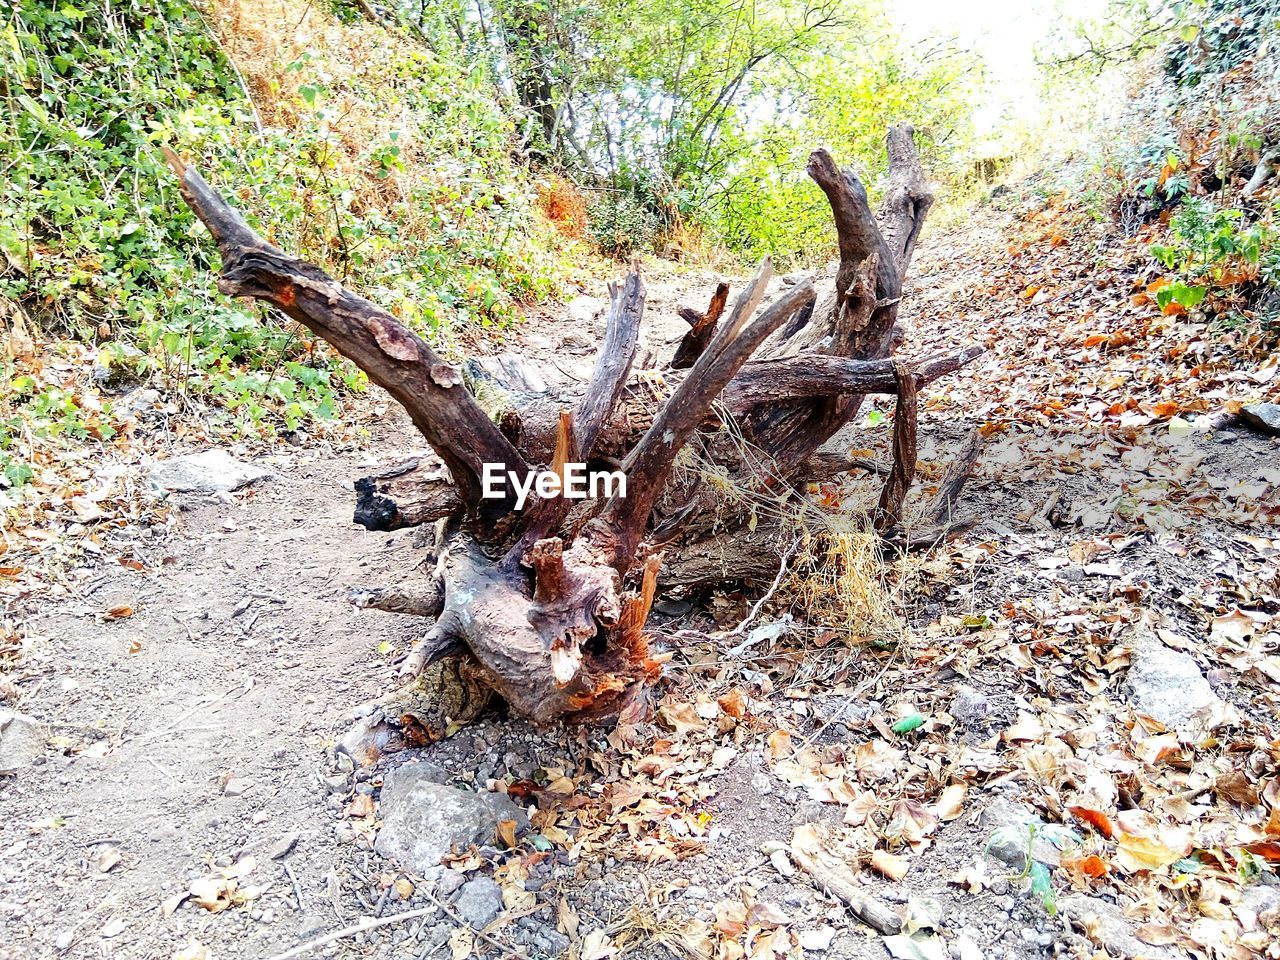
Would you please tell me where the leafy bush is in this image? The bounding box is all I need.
[1165,0,1280,86]
[0,0,570,489]
[1148,197,1279,314]
[588,193,661,258]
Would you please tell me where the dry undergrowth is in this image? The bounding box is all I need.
[786,518,908,650]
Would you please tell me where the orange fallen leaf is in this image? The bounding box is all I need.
[767,729,792,760]
[717,689,746,719]
[1243,841,1280,863]
[496,819,518,848]
[105,603,134,620]
[1063,854,1109,879]
[1068,805,1116,840]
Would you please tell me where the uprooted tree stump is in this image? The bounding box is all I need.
[166,124,983,725]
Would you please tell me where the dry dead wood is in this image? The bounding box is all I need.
[167,125,981,723]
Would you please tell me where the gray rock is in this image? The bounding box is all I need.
[436,867,468,898]
[982,799,1059,870]
[1240,403,1280,436]
[653,599,692,616]
[1060,894,1187,958]
[567,296,607,329]
[115,387,162,420]
[374,765,527,873]
[949,686,991,726]
[268,832,298,860]
[535,930,571,955]
[1242,882,1280,923]
[1126,638,1220,730]
[0,709,43,774]
[93,345,147,393]
[148,450,270,494]
[298,915,326,938]
[453,876,504,928]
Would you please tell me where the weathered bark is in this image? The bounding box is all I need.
[672,281,729,368]
[354,457,461,531]
[168,124,980,725]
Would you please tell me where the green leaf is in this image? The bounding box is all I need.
[1170,282,1207,308]
[1029,862,1056,915]
[892,714,926,734]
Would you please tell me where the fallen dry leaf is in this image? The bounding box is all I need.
[1114,833,1186,873]
[871,849,910,881]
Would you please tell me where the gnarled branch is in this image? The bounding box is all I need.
[165,149,527,516]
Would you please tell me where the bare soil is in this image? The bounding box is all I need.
[2,214,1277,960]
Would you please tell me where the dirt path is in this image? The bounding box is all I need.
[0,429,431,957]
[2,207,1278,960]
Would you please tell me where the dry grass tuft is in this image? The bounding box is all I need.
[608,900,711,959]
[787,515,908,649]
[538,174,590,240]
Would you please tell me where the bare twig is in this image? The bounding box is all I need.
[259,906,438,960]
[726,537,800,637]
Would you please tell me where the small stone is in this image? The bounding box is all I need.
[453,877,503,928]
[93,345,146,393]
[374,766,527,874]
[436,868,467,898]
[298,916,326,938]
[148,450,271,494]
[1240,403,1280,436]
[268,833,298,860]
[1126,634,1221,730]
[949,687,990,726]
[982,799,1057,870]
[770,849,795,877]
[798,926,836,951]
[1243,883,1280,924]
[0,709,44,774]
[1060,894,1181,958]
[653,599,692,616]
[567,296,607,328]
[223,778,254,797]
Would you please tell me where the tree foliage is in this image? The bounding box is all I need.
[369,0,978,261]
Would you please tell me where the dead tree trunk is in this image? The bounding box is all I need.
[165,125,981,724]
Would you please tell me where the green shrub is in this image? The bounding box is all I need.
[588,192,660,258]
[1149,197,1279,315]
[0,0,569,491]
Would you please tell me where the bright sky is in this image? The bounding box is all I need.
[891,0,1110,136]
